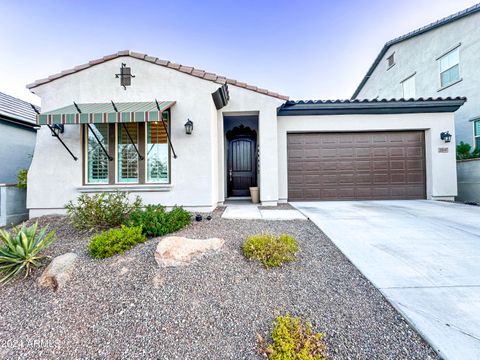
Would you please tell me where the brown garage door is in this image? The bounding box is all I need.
[287,131,426,201]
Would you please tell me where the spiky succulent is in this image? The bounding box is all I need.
[0,222,55,284]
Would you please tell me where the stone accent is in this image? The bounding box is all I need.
[155,236,224,267]
[38,253,78,290]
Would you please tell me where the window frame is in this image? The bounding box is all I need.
[145,111,171,184]
[437,45,461,89]
[474,119,480,150]
[401,73,416,99]
[83,110,171,186]
[84,124,110,185]
[116,122,140,184]
[386,53,395,70]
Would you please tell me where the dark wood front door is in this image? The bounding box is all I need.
[227,136,257,197]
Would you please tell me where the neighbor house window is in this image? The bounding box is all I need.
[117,123,139,183]
[475,120,480,149]
[402,74,416,99]
[439,47,460,88]
[86,124,109,184]
[387,53,395,69]
[146,114,169,183]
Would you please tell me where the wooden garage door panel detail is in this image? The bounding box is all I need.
[287,131,426,201]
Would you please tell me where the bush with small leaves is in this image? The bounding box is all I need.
[17,168,28,189]
[0,222,56,284]
[65,192,142,231]
[88,225,146,259]
[257,313,326,360]
[242,233,299,268]
[125,205,191,237]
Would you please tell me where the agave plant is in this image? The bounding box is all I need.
[0,222,56,284]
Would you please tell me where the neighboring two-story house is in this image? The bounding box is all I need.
[353,4,480,149]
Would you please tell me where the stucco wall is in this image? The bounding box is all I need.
[457,159,480,203]
[356,13,480,146]
[27,56,284,216]
[277,112,457,201]
[0,120,36,183]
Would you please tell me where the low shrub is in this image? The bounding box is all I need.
[242,233,299,268]
[17,168,28,189]
[457,141,480,160]
[88,225,146,259]
[258,313,326,360]
[65,192,142,231]
[125,205,191,237]
[0,222,56,284]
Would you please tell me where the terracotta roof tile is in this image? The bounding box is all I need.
[179,65,193,74]
[26,50,289,100]
[191,69,206,77]
[144,55,157,63]
[155,58,169,66]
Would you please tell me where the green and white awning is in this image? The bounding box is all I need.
[37,101,175,125]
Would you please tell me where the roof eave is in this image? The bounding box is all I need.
[26,51,289,101]
[277,98,466,116]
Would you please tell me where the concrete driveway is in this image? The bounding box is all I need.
[292,200,480,360]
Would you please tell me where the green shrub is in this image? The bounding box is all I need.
[242,233,299,268]
[65,192,142,231]
[0,222,56,284]
[88,225,146,259]
[456,141,480,160]
[125,205,191,237]
[17,168,28,189]
[258,313,326,360]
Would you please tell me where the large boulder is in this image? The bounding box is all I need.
[38,252,78,290]
[155,236,224,267]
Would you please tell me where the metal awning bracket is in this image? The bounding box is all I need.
[87,124,113,161]
[155,99,177,159]
[110,100,144,160]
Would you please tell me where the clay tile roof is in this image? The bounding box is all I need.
[26,50,288,100]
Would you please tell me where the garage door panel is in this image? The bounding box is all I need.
[287,131,426,201]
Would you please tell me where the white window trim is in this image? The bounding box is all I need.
[437,45,461,90]
[401,72,416,99]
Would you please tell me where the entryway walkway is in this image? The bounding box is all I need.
[292,200,480,360]
[222,203,307,220]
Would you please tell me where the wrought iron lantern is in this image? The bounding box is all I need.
[440,131,452,143]
[184,119,193,135]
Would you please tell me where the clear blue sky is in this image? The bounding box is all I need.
[1,0,478,105]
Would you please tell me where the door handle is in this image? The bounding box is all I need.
[229,169,233,182]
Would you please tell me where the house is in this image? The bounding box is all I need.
[352,3,480,148]
[0,92,38,226]
[25,50,465,217]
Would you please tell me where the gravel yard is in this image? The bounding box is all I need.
[0,209,438,359]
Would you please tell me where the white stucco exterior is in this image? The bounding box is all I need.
[27,56,283,216]
[277,112,458,202]
[26,53,462,217]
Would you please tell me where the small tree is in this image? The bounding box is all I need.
[456,142,480,160]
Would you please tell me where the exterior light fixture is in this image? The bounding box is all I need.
[184,119,193,135]
[440,131,452,143]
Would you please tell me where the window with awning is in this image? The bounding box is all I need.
[34,101,176,185]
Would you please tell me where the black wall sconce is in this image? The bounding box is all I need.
[440,131,452,143]
[184,119,193,135]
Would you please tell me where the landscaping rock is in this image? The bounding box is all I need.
[155,236,224,267]
[38,252,78,290]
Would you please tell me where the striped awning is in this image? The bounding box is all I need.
[37,101,175,125]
